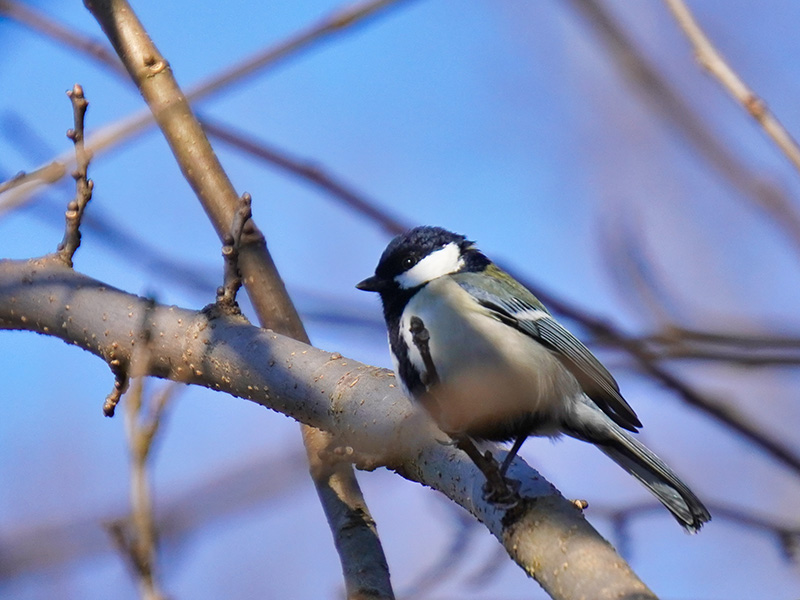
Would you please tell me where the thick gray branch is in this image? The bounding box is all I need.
[0,257,656,599]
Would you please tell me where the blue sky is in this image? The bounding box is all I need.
[1,1,800,598]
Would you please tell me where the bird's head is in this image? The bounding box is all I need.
[356,226,488,294]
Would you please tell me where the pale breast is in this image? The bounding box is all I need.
[400,277,580,437]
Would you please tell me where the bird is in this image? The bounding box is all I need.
[356,225,711,532]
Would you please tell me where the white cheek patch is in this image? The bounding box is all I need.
[395,242,464,289]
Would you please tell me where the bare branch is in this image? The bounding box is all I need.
[0,259,658,599]
[663,0,800,173]
[596,500,799,565]
[103,362,129,417]
[216,192,252,311]
[55,84,93,267]
[0,0,126,77]
[108,378,176,600]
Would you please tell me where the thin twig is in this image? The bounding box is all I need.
[0,171,29,195]
[113,380,171,600]
[103,361,129,417]
[106,299,174,600]
[663,0,800,174]
[0,0,126,76]
[216,192,252,310]
[56,84,93,266]
[0,111,220,297]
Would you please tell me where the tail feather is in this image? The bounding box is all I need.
[566,399,711,533]
[598,432,710,532]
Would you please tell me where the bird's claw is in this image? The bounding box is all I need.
[482,476,520,507]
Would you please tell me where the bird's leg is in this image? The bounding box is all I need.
[409,316,518,505]
[453,435,518,505]
[499,434,527,477]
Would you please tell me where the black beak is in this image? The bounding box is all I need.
[356,275,385,292]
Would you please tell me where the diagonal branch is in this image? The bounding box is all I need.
[663,0,800,174]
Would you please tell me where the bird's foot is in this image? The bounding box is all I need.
[452,436,521,506]
[482,475,520,506]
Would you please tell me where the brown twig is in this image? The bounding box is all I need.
[103,362,129,417]
[56,84,93,266]
[105,297,175,600]
[663,0,800,174]
[108,380,175,600]
[0,0,126,76]
[621,330,800,366]
[216,192,252,311]
[0,171,29,195]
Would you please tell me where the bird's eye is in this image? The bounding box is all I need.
[401,255,417,269]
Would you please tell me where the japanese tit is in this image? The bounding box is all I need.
[357,226,710,532]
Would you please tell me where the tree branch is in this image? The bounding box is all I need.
[663,0,800,174]
[80,1,396,597]
[0,258,657,599]
[56,84,93,267]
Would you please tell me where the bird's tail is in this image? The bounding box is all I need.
[566,400,711,533]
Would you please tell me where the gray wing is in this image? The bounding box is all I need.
[454,270,642,432]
